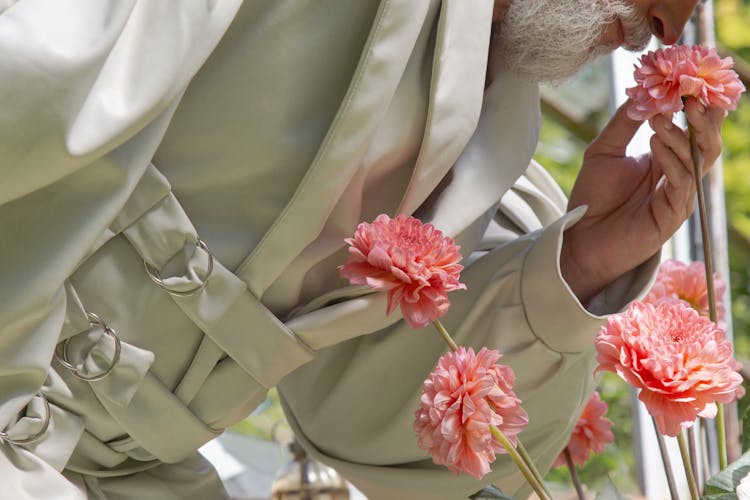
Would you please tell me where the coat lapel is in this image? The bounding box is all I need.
[396,0,494,216]
[236,0,432,297]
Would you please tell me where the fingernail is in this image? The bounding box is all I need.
[664,119,674,130]
[699,104,706,114]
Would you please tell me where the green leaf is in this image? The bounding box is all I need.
[468,485,513,499]
[595,477,626,500]
[705,450,750,494]
[700,494,739,500]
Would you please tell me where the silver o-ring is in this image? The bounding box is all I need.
[0,392,51,445]
[55,312,122,382]
[144,239,214,296]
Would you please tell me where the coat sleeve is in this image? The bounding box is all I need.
[278,159,659,500]
[0,2,239,497]
[494,159,660,351]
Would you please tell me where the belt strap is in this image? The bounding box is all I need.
[120,167,314,391]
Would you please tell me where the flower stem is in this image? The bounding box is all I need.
[687,123,719,326]
[490,426,550,500]
[562,447,586,500]
[717,403,727,470]
[677,431,700,500]
[652,417,680,500]
[516,440,552,499]
[431,320,458,352]
[687,426,702,492]
[687,122,727,470]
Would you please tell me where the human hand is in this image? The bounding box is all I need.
[560,98,725,304]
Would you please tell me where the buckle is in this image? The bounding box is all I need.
[0,392,50,445]
[143,238,214,296]
[55,312,122,382]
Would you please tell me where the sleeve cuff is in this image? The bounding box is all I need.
[521,206,660,353]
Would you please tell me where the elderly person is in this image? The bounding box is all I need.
[0,0,721,498]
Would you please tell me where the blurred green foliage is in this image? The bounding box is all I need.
[717,0,750,363]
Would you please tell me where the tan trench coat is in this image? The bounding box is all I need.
[0,0,657,498]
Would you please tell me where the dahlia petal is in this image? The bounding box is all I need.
[401,300,433,329]
[389,246,409,271]
[639,389,699,436]
[461,449,492,480]
[367,246,393,270]
[698,402,717,419]
[389,266,412,283]
[461,395,476,424]
[680,75,706,98]
[386,288,402,315]
[365,275,399,291]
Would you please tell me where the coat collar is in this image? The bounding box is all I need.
[396,0,494,216]
[236,0,432,297]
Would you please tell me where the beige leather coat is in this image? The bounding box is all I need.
[0,0,656,498]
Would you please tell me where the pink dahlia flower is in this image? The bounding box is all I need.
[552,391,614,468]
[645,259,726,323]
[340,214,465,329]
[414,347,528,479]
[626,45,745,121]
[679,46,745,112]
[596,301,744,437]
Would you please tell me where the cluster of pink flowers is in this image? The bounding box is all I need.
[341,213,745,484]
[553,391,614,468]
[596,300,743,437]
[341,215,528,479]
[413,347,529,479]
[339,214,465,329]
[626,45,745,121]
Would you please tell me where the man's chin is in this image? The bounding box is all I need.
[492,39,641,84]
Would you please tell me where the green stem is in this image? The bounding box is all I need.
[687,426,702,492]
[687,122,727,470]
[516,440,552,499]
[717,403,727,470]
[562,447,586,500]
[490,426,551,500]
[432,320,458,352]
[677,432,700,500]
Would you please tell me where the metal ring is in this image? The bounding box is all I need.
[0,392,50,446]
[143,239,214,296]
[54,312,122,382]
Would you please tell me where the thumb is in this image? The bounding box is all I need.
[588,99,645,156]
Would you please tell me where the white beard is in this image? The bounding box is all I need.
[491,0,652,83]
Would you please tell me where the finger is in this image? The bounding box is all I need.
[650,134,695,218]
[708,105,726,129]
[588,99,644,157]
[648,115,692,173]
[684,97,726,129]
[684,98,723,168]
